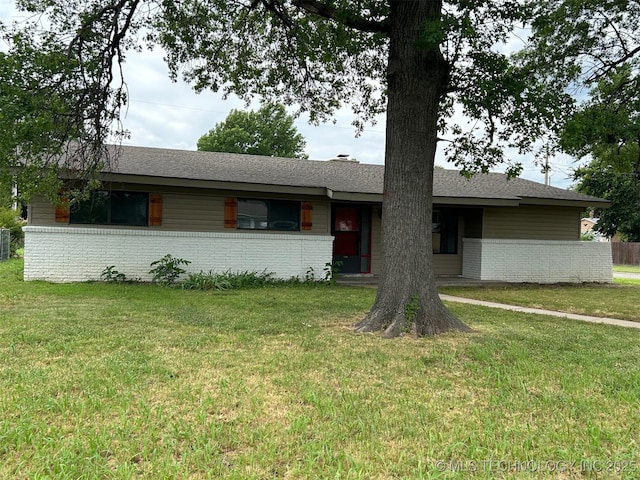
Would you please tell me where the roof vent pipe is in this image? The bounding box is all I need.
[329,154,359,163]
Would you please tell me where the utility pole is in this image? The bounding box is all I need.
[11,181,18,211]
[544,145,550,186]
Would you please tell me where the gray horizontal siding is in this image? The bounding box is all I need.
[483,205,582,240]
[29,197,57,227]
[29,186,331,235]
[160,193,223,232]
[433,254,462,276]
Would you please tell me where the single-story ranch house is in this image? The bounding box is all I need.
[24,145,613,283]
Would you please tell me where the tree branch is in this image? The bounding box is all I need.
[291,0,390,34]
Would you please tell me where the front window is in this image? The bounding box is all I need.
[237,199,300,231]
[70,191,149,226]
[433,209,458,254]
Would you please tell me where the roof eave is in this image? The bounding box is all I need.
[328,191,383,202]
[67,172,610,208]
[98,173,329,197]
[433,196,521,207]
[518,197,611,208]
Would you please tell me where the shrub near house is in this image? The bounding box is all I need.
[0,207,26,258]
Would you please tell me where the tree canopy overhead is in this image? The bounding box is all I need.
[573,158,640,242]
[523,0,640,153]
[2,0,630,336]
[197,103,308,158]
[1,1,564,182]
[527,1,640,241]
[527,0,640,85]
[563,66,640,241]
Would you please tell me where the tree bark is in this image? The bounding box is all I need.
[355,0,472,337]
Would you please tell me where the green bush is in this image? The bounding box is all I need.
[149,254,191,286]
[181,268,340,291]
[223,269,276,288]
[101,265,127,283]
[182,271,233,291]
[182,269,275,290]
[0,207,26,257]
[99,260,332,289]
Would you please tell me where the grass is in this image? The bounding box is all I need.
[613,264,640,274]
[440,279,640,322]
[2,258,640,478]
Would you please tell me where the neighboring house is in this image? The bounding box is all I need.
[581,216,605,241]
[24,145,613,283]
[581,216,598,235]
[581,216,620,242]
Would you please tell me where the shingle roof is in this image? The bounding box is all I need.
[103,145,607,206]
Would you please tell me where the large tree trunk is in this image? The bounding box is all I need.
[355,0,472,337]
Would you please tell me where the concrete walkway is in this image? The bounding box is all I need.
[613,272,640,280]
[337,276,640,330]
[439,294,640,330]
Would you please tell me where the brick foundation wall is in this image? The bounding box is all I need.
[23,226,334,283]
[462,238,613,283]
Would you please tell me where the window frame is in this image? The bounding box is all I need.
[432,208,459,255]
[236,198,302,232]
[69,190,150,226]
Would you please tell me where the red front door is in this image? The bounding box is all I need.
[332,205,371,273]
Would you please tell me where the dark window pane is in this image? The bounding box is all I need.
[70,191,109,224]
[237,199,300,231]
[442,209,459,254]
[360,222,370,255]
[268,200,299,231]
[361,256,370,272]
[237,199,269,229]
[433,209,458,254]
[111,192,149,226]
[70,190,149,226]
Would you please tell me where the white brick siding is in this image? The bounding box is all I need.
[23,226,334,283]
[462,238,613,283]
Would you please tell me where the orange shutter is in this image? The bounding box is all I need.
[301,201,313,231]
[55,190,70,223]
[224,198,237,228]
[149,193,163,226]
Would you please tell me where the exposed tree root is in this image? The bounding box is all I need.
[413,309,473,337]
[355,295,473,338]
[381,314,408,338]
[354,308,388,333]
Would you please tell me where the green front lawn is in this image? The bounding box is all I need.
[614,264,640,274]
[440,280,640,322]
[2,259,640,478]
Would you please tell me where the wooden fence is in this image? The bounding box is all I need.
[611,242,640,265]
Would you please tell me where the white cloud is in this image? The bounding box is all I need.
[0,1,18,23]
[119,48,389,163]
